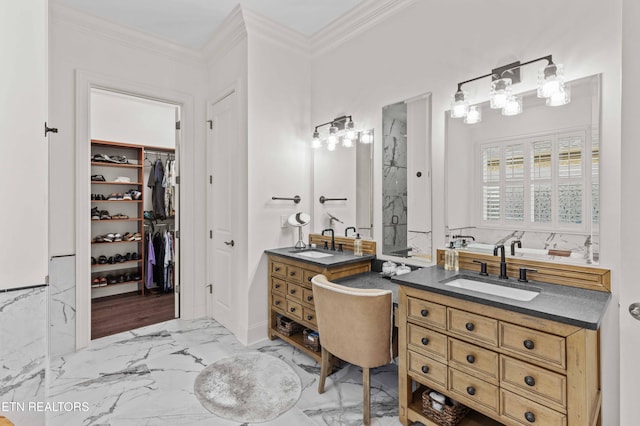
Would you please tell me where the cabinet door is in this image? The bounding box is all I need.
[0,0,48,289]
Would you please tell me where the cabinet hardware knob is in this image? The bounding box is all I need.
[307,315,313,321]
[421,337,429,346]
[290,307,295,313]
[421,309,429,317]
[523,339,535,350]
[274,301,280,306]
[290,289,296,294]
[465,322,475,331]
[275,284,280,288]
[524,411,536,423]
[275,267,281,272]
[308,276,312,281]
[466,354,475,364]
[290,271,295,276]
[421,365,429,374]
[524,376,536,386]
[307,296,313,301]
[466,386,476,396]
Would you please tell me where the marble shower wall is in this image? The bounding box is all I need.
[49,255,76,358]
[0,286,47,426]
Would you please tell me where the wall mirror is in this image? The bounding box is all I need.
[312,130,373,238]
[445,74,601,264]
[381,93,432,263]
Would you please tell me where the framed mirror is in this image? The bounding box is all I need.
[445,74,601,264]
[381,93,432,263]
[312,130,373,238]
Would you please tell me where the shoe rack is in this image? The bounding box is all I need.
[90,140,145,298]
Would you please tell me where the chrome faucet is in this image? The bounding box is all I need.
[493,244,508,279]
[322,228,336,251]
[510,240,522,255]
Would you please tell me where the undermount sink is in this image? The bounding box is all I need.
[441,276,539,301]
[290,250,334,259]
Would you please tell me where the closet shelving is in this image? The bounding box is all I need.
[90,140,145,297]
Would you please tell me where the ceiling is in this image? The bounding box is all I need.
[53,0,366,50]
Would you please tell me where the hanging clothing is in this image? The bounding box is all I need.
[147,159,166,219]
[152,232,166,291]
[146,231,156,290]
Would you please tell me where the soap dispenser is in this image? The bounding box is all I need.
[354,233,363,256]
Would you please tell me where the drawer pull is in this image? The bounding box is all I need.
[466,354,475,364]
[275,284,281,289]
[275,267,281,272]
[524,375,536,386]
[421,309,429,317]
[307,295,313,302]
[290,289,296,294]
[290,271,296,276]
[274,301,281,306]
[523,339,535,350]
[421,365,430,374]
[307,276,313,282]
[465,322,475,331]
[307,315,313,321]
[466,386,476,396]
[524,411,536,423]
[290,307,296,313]
[421,337,430,346]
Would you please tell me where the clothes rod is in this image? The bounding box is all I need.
[272,195,301,204]
[319,196,347,204]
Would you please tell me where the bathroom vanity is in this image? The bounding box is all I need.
[394,250,611,426]
[264,234,376,361]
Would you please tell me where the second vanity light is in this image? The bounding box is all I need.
[450,55,570,124]
[312,115,371,151]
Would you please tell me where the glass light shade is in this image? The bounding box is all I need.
[490,78,512,109]
[502,95,523,116]
[537,63,565,98]
[342,137,354,148]
[450,89,469,118]
[464,105,482,124]
[327,141,337,151]
[327,126,338,145]
[546,85,571,106]
[345,119,356,140]
[312,137,322,149]
[360,131,372,144]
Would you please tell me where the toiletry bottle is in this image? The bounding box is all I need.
[354,234,363,256]
[444,248,452,270]
[453,249,459,271]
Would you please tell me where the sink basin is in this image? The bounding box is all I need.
[442,276,539,301]
[290,250,334,259]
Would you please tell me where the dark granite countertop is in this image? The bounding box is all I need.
[391,265,611,330]
[264,246,375,268]
[334,272,399,304]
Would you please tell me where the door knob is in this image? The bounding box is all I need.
[630,303,640,320]
[224,240,235,247]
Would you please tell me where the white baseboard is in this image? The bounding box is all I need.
[245,320,269,346]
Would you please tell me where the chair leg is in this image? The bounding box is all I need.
[318,347,332,394]
[363,367,371,426]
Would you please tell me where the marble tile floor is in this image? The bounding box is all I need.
[45,317,412,426]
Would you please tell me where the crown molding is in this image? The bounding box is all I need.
[242,8,310,56]
[310,0,418,57]
[50,3,205,66]
[201,5,248,65]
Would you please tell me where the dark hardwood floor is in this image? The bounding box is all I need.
[91,290,176,340]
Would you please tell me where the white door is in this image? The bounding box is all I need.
[206,92,238,334]
[174,107,181,318]
[0,0,48,290]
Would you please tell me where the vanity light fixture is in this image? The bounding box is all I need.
[450,55,569,124]
[311,115,358,150]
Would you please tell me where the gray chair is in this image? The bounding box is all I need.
[311,274,393,425]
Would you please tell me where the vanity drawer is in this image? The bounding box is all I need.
[500,355,567,411]
[286,265,303,283]
[286,300,303,321]
[407,323,447,362]
[408,350,447,389]
[407,297,447,329]
[500,389,567,426]
[448,367,499,415]
[303,307,317,327]
[303,270,318,287]
[271,278,286,295]
[500,323,566,370]
[302,287,315,307]
[448,308,498,347]
[286,282,303,302]
[271,261,287,279]
[272,293,286,311]
[448,338,499,384]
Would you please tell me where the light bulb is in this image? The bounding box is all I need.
[342,137,353,148]
[464,105,482,124]
[327,126,338,145]
[450,89,469,118]
[327,141,337,151]
[502,95,523,116]
[345,119,356,140]
[360,131,372,144]
[538,63,565,98]
[546,86,571,106]
[312,130,321,148]
[490,78,512,109]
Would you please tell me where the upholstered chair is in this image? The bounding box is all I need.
[311,274,393,425]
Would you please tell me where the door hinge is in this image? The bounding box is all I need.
[175,121,181,130]
[176,176,180,184]
[207,120,213,130]
[175,230,180,239]
[45,275,49,285]
[209,230,213,239]
[209,175,213,184]
[175,283,180,294]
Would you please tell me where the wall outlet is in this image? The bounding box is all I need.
[280,215,288,228]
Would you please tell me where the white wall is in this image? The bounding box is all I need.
[311,1,621,423]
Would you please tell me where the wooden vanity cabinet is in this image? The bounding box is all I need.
[398,285,601,426]
[267,254,372,362]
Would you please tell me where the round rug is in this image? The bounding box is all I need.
[194,352,302,423]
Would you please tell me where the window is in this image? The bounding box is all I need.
[478,129,595,231]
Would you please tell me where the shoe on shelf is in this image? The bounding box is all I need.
[91,207,100,220]
[123,273,132,282]
[91,174,106,181]
[92,278,100,288]
[102,233,115,243]
[132,252,140,260]
[99,277,107,287]
[131,190,142,200]
[111,213,129,219]
[107,193,119,201]
[107,275,118,285]
[122,192,132,201]
[125,252,132,261]
[132,273,142,281]
[98,255,108,264]
[133,232,142,241]
[92,154,110,163]
[100,210,111,220]
[113,233,123,242]
[92,235,104,243]
[91,257,97,265]
[107,256,115,264]
[114,176,131,183]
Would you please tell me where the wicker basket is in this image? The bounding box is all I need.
[421,389,470,426]
[303,329,321,352]
[276,314,304,336]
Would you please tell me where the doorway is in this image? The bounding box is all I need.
[89,88,180,339]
